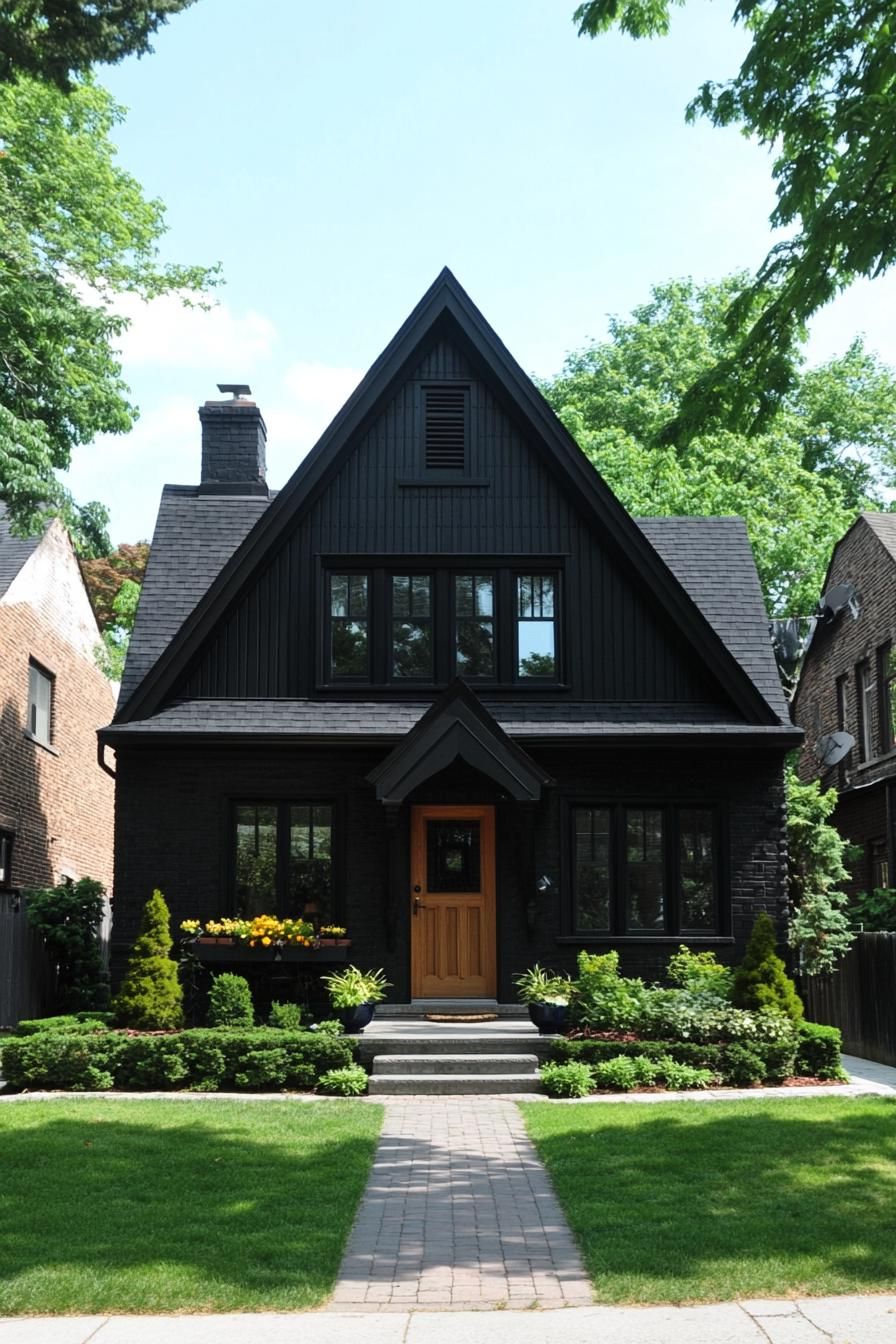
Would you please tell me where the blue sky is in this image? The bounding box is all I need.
[61,0,896,543]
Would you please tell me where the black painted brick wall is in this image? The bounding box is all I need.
[199,401,267,486]
[111,743,789,995]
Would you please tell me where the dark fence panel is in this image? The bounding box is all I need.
[801,932,896,1067]
[0,891,54,1028]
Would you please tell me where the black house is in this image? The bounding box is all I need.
[101,270,800,1002]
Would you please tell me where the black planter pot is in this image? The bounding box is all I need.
[336,1002,376,1034]
[528,1002,569,1034]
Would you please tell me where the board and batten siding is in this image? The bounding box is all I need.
[178,340,720,705]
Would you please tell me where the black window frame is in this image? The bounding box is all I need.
[319,557,564,691]
[513,571,561,684]
[231,798,338,920]
[389,571,435,683]
[26,659,54,747]
[325,571,371,683]
[856,659,875,762]
[566,800,724,938]
[0,829,14,888]
[877,642,896,754]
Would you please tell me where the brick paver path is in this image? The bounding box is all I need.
[328,1098,593,1311]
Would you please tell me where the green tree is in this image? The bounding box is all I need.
[541,275,896,613]
[574,2,896,441]
[95,577,141,680]
[81,541,150,628]
[25,877,110,1011]
[113,889,184,1030]
[0,76,218,537]
[786,768,855,974]
[0,2,197,92]
[732,912,804,1022]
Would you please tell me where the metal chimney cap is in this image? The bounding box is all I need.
[217,383,252,399]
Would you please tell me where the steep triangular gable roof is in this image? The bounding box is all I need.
[115,268,780,726]
[365,679,554,804]
[0,507,44,598]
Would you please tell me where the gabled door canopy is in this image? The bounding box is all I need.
[366,679,554,805]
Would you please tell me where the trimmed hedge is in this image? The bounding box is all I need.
[15,1013,113,1036]
[796,1022,846,1080]
[551,1038,724,1071]
[1,1028,355,1092]
[551,1033,805,1086]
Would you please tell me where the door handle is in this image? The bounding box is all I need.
[413,895,425,915]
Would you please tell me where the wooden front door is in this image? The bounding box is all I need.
[410,805,496,999]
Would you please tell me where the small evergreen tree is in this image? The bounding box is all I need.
[207,973,254,1028]
[732,912,804,1023]
[113,889,183,1030]
[786,768,855,974]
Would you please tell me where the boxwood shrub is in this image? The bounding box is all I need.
[15,1013,113,1036]
[796,1022,847,1080]
[551,1038,724,1071]
[1,1028,355,1093]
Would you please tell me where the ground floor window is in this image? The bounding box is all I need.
[0,829,13,887]
[870,836,889,892]
[571,803,720,935]
[234,802,333,919]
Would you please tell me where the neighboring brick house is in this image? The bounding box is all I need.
[0,508,117,1016]
[792,513,896,900]
[102,271,799,1003]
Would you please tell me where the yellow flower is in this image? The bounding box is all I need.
[261,936,271,946]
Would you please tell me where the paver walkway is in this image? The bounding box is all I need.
[328,1098,592,1311]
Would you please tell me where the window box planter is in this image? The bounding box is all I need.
[278,944,351,963]
[317,938,352,949]
[190,940,276,964]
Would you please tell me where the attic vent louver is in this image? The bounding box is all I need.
[424,385,467,470]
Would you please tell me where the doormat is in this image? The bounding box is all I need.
[424,1013,498,1023]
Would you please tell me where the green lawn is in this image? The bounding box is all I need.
[522,1096,896,1305]
[0,1098,382,1314]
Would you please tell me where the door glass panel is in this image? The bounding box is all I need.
[427,820,481,892]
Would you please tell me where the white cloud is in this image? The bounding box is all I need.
[112,291,277,371]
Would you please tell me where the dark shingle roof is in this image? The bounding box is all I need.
[859,511,896,561]
[103,697,797,741]
[0,507,43,598]
[117,489,789,730]
[637,517,789,721]
[120,486,274,701]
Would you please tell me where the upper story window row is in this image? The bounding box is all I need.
[838,640,896,765]
[326,567,559,687]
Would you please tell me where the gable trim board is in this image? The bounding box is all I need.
[112,269,784,730]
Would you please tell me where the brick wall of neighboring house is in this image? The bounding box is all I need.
[792,515,896,892]
[0,521,117,895]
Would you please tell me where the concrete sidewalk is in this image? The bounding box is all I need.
[2,1297,896,1343]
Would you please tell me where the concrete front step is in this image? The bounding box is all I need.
[373,1052,540,1075]
[367,1073,543,1096]
[356,1033,555,1064]
[376,1000,527,1018]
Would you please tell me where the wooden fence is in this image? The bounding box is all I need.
[801,932,896,1067]
[0,890,55,1028]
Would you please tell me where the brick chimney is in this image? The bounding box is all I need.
[198,384,268,495]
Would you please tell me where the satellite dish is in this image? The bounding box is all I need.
[818,582,860,623]
[814,731,855,767]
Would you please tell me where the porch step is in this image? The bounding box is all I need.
[356,1032,555,1065]
[373,1052,539,1076]
[368,1072,543,1096]
[367,1047,543,1095]
[376,1000,527,1018]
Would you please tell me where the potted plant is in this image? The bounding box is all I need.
[318,924,350,947]
[321,965,391,1033]
[513,964,572,1034]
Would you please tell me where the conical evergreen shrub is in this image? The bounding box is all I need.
[113,889,184,1030]
[732,912,803,1023]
